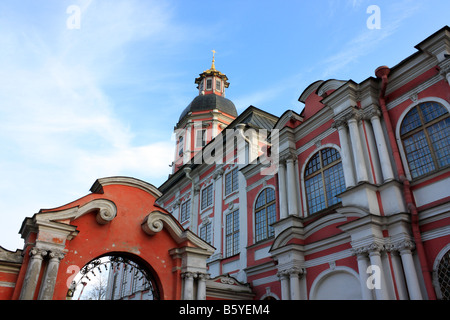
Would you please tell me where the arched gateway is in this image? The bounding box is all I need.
[12,177,215,300]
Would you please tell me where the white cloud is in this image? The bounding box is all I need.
[0,0,181,250]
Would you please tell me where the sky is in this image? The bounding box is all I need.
[0,0,449,251]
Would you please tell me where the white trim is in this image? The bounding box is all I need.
[395,97,450,181]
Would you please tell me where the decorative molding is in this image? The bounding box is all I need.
[37,199,117,226]
[142,210,215,253]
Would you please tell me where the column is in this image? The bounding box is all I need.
[352,248,373,300]
[370,110,395,182]
[19,248,47,300]
[37,250,65,300]
[277,271,290,300]
[397,241,423,300]
[388,250,409,300]
[277,160,288,219]
[367,243,390,300]
[285,156,299,216]
[334,121,356,188]
[196,273,209,300]
[288,268,302,300]
[347,116,369,183]
[213,168,223,261]
[182,272,195,300]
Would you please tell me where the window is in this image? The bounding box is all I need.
[255,188,276,242]
[196,129,207,148]
[437,249,450,300]
[178,136,184,157]
[206,79,212,90]
[225,209,239,257]
[400,102,449,179]
[216,79,221,91]
[200,223,212,245]
[304,148,345,214]
[201,184,213,210]
[225,167,239,195]
[180,200,190,223]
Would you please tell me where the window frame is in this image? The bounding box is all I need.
[200,223,212,245]
[201,184,213,210]
[254,187,276,243]
[225,209,240,257]
[224,167,239,196]
[195,129,207,148]
[180,200,190,223]
[304,147,345,215]
[399,101,450,180]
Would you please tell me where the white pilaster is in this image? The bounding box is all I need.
[397,241,423,300]
[182,272,195,300]
[278,271,290,300]
[286,156,299,216]
[334,121,356,188]
[277,161,288,219]
[37,250,65,300]
[289,268,302,300]
[19,248,47,300]
[353,249,373,300]
[368,244,390,300]
[370,111,395,182]
[348,117,369,183]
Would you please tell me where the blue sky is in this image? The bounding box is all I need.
[0,0,448,251]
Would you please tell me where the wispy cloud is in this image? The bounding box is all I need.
[320,0,422,78]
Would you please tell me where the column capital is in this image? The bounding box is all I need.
[332,119,348,129]
[352,241,385,256]
[197,272,210,281]
[29,247,48,258]
[48,250,66,261]
[394,240,416,255]
[181,271,196,279]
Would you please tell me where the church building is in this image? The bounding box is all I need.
[0,26,449,300]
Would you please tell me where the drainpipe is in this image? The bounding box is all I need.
[184,167,196,232]
[375,66,437,300]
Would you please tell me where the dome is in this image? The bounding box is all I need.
[178,93,238,123]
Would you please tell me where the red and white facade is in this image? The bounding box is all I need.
[158,26,450,300]
[0,26,449,300]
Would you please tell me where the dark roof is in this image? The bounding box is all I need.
[178,93,238,124]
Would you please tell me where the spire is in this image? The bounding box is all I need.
[210,49,216,71]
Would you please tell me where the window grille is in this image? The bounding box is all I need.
[255,188,276,242]
[304,148,345,214]
[438,249,450,300]
[225,209,239,257]
[400,102,449,179]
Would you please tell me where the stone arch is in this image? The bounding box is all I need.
[14,177,214,300]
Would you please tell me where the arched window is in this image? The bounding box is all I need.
[400,101,449,179]
[437,249,450,300]
[304,148,345,214]
[255,188,276,242]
